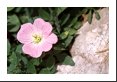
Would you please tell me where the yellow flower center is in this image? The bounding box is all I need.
[33,34,42,44]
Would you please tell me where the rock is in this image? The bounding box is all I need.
[56,8,109,74]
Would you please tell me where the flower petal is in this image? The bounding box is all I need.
[46,33,58,44]
[22,43,43,58]
[33,18,45,30]
[33,18,53,37]
[17,23,33,44]
[42,22,53,36]
[42,42,52,52]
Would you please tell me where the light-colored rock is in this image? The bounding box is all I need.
[56,8,109,74]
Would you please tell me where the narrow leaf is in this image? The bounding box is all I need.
[61,14,70,26]
[73,21,82,30]
[88,10,93,24]
[56,7,67,16]
[95,11,101,20]
[68,15,78,28]
[68,28,77,35]
[21,56,28,65]
[39,8,50,20]
[60,31,69,39]
[65,35,74,47]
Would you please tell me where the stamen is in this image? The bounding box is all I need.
[33,34,42,44]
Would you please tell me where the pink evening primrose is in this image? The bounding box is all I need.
[17,18,58,58]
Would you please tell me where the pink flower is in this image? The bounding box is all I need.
[17,18,58,58]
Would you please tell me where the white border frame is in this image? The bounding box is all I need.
[0,0,116,81]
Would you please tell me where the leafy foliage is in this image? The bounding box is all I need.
[94,11,101,20]
[7,7,101,74]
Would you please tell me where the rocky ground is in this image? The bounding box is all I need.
[56,8,109,74]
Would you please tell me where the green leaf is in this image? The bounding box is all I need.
[50,66,56,74]
[8,52,18,73]
[60,28,77,39]
[46,56,55,70]
[20,15,30,23]
[21,56,28,65]
[14,67,21,74]
[8,66,22,74]
[88,10,93,24]
[8,14,20,32]
[55,52,75,66]
[9,25,20,32]
[48,8,54,21]
[22,8,32,21]
[54,18,61,34]
[15,7,22,13]
[95,11,100,20]
[68,15,78,28]
[64,35,74,47]
[9,52,18,65]
[61,14,70,26]
[8,63,16,73]
[7,39,11,55]
[52,50,63,56]
[30,58,41,66]
[73,21,82,30]
[16,53,22,62]
[54,44,66,51]
[16,45,22,54]
[7,7,15,12]
[8,14,20,25]
[39,68,51,74]
[39,8,50,20]
[56,25,61,34]
[27,60,36,74]
[68,28,77,35]
[62,55,75,66]
[56,7,67,16]
[60,31,69,39]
